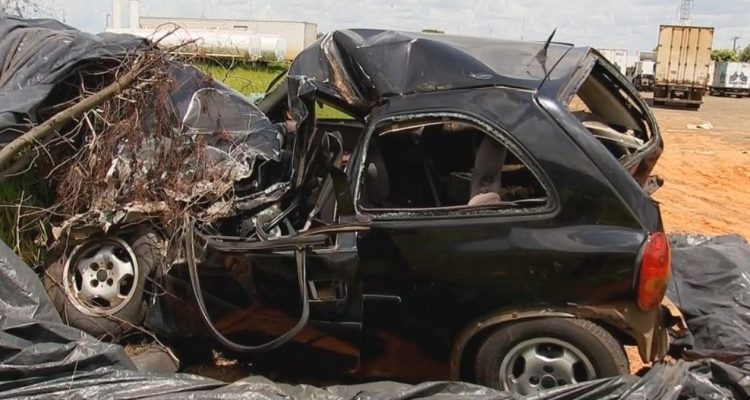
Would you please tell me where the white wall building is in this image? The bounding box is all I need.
[139,17,317,60]
[109,0,317,60]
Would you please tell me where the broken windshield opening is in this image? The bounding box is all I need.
[566,60,653,164]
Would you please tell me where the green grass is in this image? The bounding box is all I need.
[0,175,51,265]
[196,62,283,96]
[196,62,353,120]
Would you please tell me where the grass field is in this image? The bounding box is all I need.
[196,62,352,119]
[196,62,283,96]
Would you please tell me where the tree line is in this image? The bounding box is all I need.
[712,46,750,63]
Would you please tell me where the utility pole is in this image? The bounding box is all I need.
[732,36,741,52]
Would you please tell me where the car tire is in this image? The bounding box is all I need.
[43,230,163,340]
[474,318,628,394]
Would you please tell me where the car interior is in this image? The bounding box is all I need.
[358,119,549,211]
[568,61,654,162]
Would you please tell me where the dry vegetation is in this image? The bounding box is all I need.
[0,43,225,263]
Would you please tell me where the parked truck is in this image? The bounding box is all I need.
[709,61,750,97]
[598,48,629,75]
[632,60,656,91]
[654,25,714,109]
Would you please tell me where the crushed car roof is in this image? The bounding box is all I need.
[288,29,574,113]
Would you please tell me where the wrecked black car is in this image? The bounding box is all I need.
[2,21,671,395]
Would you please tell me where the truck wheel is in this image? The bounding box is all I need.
[474,318,628,395]
[43,230,163,340]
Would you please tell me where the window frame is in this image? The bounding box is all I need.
[557,53,661,170]
[352,111,558,220]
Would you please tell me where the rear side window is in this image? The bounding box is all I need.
[565,61,653,163]
[356,115,551,215]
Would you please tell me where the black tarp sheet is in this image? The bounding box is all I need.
[0,15,143,145]
[668,235,750,360]
[2,236,750,399]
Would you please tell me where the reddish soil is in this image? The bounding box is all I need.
[648,94,750,238]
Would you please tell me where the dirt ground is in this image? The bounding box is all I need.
[647,93,750,238]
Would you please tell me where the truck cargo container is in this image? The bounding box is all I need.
[654,25,714,109]
[709,61,750,97]
[598,48,629,75]
[633,60,656,91]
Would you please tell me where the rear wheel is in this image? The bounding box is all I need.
[43,230,163,339]
[474,318,628,395]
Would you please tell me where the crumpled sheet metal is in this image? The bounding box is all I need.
[2,237,750,399]
[287,29,571,115]
[64,61,284,232]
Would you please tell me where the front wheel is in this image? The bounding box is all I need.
[43,230,163,340]
[474,318,628,395]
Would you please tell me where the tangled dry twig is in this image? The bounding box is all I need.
[2,25,285,266]
[0,54,152,177]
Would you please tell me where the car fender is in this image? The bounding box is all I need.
[450,302,669,380]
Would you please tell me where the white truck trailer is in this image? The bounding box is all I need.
[632,60,656,91]
[654,25,714,109]
[598,49,629,75]
[709,61,750,97]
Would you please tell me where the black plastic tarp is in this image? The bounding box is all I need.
[668,235,750,359]
[0,15,144,145]
[2,237,750,399]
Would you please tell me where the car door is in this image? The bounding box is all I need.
[197,92,368,361]
[349,109,562,341]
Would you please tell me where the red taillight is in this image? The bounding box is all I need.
[637,232,671,311]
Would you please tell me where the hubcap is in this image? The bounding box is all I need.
[499,338,596,395]
[63,237,139,316]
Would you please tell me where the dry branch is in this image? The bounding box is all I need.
[0,58,149,177]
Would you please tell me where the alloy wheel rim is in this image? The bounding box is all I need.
[499,337,596,395]
[63,237,139,317]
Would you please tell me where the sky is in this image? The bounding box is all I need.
[37,0,750,51]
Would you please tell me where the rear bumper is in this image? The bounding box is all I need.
[653,97,702,105]
[653,85,706,104]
